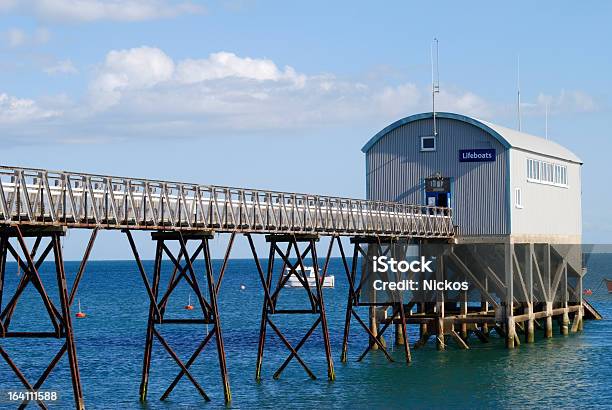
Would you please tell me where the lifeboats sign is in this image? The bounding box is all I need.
[459,149,496,162]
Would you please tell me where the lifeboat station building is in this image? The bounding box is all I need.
[358,112,590,350]
[362,112,582,244]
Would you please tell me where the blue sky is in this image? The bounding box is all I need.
[1,0,610,259]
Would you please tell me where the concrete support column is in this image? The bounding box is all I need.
[506,313,516,349]
[578,270,584,332]
[436,255,445,351]
[544,245,553,339]
[525,306,535,343]
[418,303,428,338]
[505,242,515,349]
[395,322,405,345]
[460,290,468,340]
[368,244,383,350]
[525,244,534,343]
[561,262,569,336]
[561,309,570,336]
[436,316,445,350]
[369,306,382,350]
[481,277,489,335]
[544,302,553,338]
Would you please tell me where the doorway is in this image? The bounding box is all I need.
[425,177,452,208]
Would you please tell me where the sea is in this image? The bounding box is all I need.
[0,253,611,409]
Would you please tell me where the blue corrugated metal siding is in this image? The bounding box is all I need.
[365,117,509,236]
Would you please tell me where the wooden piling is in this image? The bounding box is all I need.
[525,306,535,343]
[418,302,428,338]
[545,302,553,338]
[436,317,445,350]
[506,316,516,349]
[395,323,405,345]
[561,309,570,336]
[505,243,515,349]
[525,244,535,343]
[460,290,468,340]
[436,255,445,350]
[369,306,380,350]
[481,278,489,335]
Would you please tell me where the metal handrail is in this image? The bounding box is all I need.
[0,165,454,237]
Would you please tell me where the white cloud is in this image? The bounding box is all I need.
[34,27,50,43]
[89,47,310,112]
[2,26,50,47]
[175,52,306,85]
[372,83,422,118]
[437,89,493,118]
[89,46,175,109]
[0,92,60,123]
[1,0,203,22]
[370,85,494,119]
[44,59,78,75]
[535,89,598,114]
[84,46,519,133]
[0,0,17,11]
[0,47,599,144]
[5,28,25,47]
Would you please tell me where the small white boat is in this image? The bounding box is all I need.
[283,267,335,288]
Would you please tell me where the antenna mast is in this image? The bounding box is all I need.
[545,101,549,139]
[431,38,440,136]
[517,55,522,131]
[544,101,548,139]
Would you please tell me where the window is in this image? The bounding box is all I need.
[526,158,568,187]
[553,164,568,185]
[527,158,541,181]
[515,187,523,208]
[420,136,436,151]
[527,159,534,179]
[561,167,567,185]
[550,163,556,182]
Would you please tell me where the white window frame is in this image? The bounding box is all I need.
[526,158,568,188]
[420,136,436,152]
[514,187,523,209]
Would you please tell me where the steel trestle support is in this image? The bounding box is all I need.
[124,229,232,405]
[341,236,412,364]
[248,233,335,382]
[0,225,97,409]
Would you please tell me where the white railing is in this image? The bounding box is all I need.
[0,166,454,237]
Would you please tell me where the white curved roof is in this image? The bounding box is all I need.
[479,119,582,164]
[362,112,583,164]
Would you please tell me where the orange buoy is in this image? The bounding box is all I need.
[184,294,194,311]
[584,289,593,296]
[76,300,87,319]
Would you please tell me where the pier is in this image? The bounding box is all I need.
[0,164,597,409]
